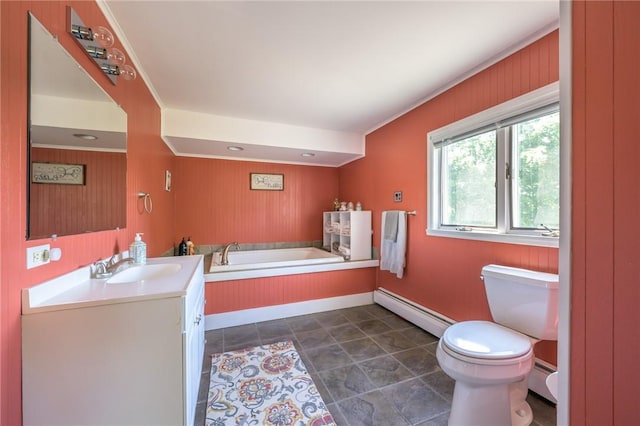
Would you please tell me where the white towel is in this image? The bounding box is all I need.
[380,211,407,278]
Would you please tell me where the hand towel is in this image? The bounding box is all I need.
[383,211,399,241]
[380,211,407,279]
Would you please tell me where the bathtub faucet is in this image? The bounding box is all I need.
[220,242,240,265]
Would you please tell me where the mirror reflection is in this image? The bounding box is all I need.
[28,14,127,240]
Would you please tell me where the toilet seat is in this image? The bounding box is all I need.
[443,320,532,361]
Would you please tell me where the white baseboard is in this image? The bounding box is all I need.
[204,292,374,330]
[374,288,557,403]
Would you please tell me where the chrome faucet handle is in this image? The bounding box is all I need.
[92,261,112,279]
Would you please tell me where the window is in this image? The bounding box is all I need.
[427,82,559,247]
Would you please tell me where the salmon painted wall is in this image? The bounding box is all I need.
[173,157,339,247]
[570,1,640,424]
[173,157,371,315]
[207,268,376,315]
[340,31,560,364]
[0,2,174,424]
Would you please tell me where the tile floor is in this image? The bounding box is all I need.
[195,304,556,426]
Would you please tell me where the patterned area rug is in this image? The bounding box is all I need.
[206,340,336,426]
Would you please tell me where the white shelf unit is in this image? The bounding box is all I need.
[323,210,372,261]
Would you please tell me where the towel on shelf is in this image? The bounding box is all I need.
[383,211,399,241]
[380,210,407,279]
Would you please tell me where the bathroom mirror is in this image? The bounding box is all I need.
[27,14,127,240]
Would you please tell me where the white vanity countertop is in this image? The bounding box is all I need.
[22,255,203,315]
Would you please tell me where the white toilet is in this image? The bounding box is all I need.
[436,264,558,426]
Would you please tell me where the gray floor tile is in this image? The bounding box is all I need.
[326,403,349,425]
[340,337,388,362]
[382,314,413,330]
[393,347,440,376]
[311,372,335,404]
[328,323,367,342]
[313,311,351,328]
[204,329,224,356]
[528,392,557,426]
[194,401,206,426]
[354,319,393,335]
[400,327,439,346]
[371,330,417,353]
[341,306,375,323]
[421,370,455,402]
[296,328,336,350]
[382,377,450,424]
[361,304,395,318]
[319,364,376,401]
[256,318,294,341]
[296,345,317,374]
[306,343,353,372]
[222,324,259,351]
[338,390,411,426]
[287,314,323,333]
[415,411,450,426]
[359,355,414,387]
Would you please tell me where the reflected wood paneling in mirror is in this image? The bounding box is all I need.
[28,13,127,240]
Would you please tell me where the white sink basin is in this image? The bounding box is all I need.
[107,263,182,284]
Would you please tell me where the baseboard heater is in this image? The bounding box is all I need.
[373,287,557,403]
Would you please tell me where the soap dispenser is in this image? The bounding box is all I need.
[130,233,146,264]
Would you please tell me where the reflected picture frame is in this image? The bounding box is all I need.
[31,162,86,185]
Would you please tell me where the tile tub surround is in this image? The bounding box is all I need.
[165,240,326,257]
[195,305,557,426]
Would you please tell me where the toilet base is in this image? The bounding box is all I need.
[448,378,533,426]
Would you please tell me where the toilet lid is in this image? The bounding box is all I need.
[443,321,532,359]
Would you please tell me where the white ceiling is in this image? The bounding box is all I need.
[100,0,559,166]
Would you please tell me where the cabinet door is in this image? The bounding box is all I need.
[184,277,205,426]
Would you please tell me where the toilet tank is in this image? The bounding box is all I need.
[481,264,559,340]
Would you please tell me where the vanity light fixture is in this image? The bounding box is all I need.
[301,152,315,157]
[68,7,136,84]
[227,146,244,151]
[73,133,98,140]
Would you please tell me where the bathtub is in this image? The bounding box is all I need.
[205,246,377,282]
[209,247,344,272]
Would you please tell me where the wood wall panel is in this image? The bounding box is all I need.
[206,268,376,314]
[612,2,640,422]
[173,157,339,247]
[339,31,560,365]
[571,1,640,424]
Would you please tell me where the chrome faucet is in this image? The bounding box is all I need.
[92,256,134,279]
[220,242,240,265]
[106,257,134,273]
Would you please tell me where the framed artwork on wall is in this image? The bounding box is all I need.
[250,173,284,191]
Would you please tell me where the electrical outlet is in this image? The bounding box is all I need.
[394,191,403,202]
[27,244,50,269]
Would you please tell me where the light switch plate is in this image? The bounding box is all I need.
[27,244,50,269]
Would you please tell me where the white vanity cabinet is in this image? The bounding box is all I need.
[323,210,372,261]
[22,256,205,426]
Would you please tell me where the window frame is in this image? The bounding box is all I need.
[427,82,559,248]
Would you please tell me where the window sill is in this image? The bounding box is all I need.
[426,228,559,248]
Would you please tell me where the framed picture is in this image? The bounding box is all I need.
[31,162,85,185]
[250,173,284,191]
